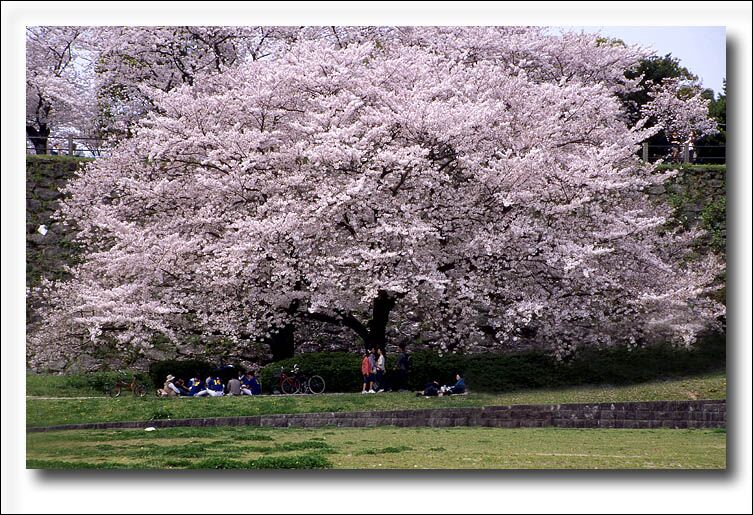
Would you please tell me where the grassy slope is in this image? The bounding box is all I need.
[26,372,130,398]
[27,372,726,427]
[26,426,726,470]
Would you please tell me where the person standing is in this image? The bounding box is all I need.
[686,130,697,163]
[361,351,374,394]
[367,348,378,393]
[375,348,386,393]
[396,342,411,392]
[669,132,682,163]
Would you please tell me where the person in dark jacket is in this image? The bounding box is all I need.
[444,373,466,395]
[417,380,441,397]
[241,370,262,396]
[395,342,411,392]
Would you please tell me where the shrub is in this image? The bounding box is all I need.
[188,457,246,469]
[26,370,153,396]
[246,453,332,469]
[147,359,214,388]
[260,334,724,393]
[259,352,363,394]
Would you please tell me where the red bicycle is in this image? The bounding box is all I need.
[107,374,147,397]
[278,364,326,395]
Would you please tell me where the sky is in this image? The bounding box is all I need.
[561,26,727,95]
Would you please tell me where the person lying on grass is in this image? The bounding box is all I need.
[417,380,441,397]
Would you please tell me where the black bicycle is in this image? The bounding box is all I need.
[279,364,326,395]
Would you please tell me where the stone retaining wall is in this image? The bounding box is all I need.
[27,399,725,433]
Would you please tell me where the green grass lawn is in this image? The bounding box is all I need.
[26,426,726,470]
[26,372,726,428]
[26,372,124,398]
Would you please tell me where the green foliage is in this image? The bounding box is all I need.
[26,155,90,289]
[698,80,726,164]
[660,165,726,259]
[260,352,362,393]
[187,457,246,469]
[27,427,725,469]
[148,406,174,421]
[357,445,413,455]
[26,154,94,167]
[622,55,725,165]
[147,359,214,388]
[26,370,152,397]
[623,53,696,124]
[26,372,726,427]
[654,163,726,173]
[26,459,127,470]
[262,335,724,393]
[700,196,726,254]
[245,453,332,469]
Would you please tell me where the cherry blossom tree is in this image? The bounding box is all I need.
[28,27,723,368]
[26,26,95,154]
[89,26,308,138]
[641,78,719,140]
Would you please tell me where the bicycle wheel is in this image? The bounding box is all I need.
[281,377,299,395]
[307,375,325,394]
[133,384,147,397]
[109,383,122,398]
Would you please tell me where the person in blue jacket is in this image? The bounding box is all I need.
[445,373,466,395]
[205,376,225,397]
[188,376,208,397]
[241,370,262,396]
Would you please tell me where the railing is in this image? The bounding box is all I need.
[26,135,113,158]
[641,142,726,164]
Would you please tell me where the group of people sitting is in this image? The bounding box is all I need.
[417,373,466,397]
[157,370,262,398]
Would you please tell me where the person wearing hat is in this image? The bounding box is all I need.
[158,374,181,397]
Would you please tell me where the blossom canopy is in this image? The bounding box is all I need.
[28,27,722,368]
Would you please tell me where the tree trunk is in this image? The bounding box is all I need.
[296,290,399,352]
[267,324,295,361]
[363,290,397,351]
[26,125,50,155]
